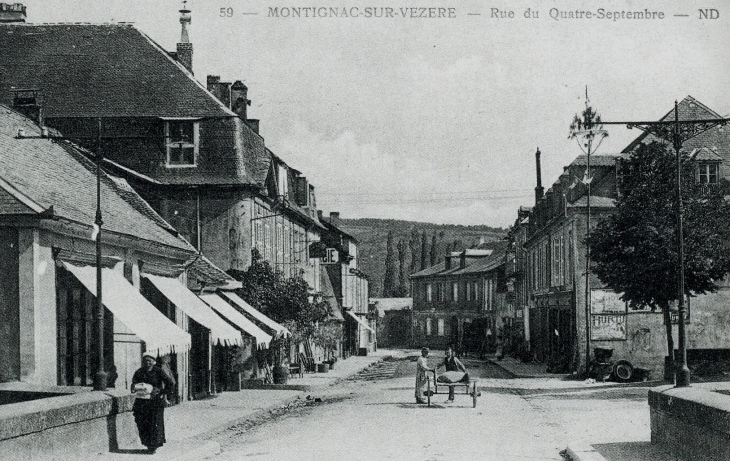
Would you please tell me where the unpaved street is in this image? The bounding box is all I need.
[206,354,653,461]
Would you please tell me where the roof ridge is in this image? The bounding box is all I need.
[135,28,239,118]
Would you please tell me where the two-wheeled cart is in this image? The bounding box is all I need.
[426,370,478,408]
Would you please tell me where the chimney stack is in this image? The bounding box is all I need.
[329,212,340,225]
[176,3,193,73]
[535,147,544,203]
[0,3,26,23]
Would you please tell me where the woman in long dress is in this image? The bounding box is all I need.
[415,347,433,404]
[131,352,175,454]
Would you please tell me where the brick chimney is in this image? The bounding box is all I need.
[329,212,340,226]
[231,81,249,119]
[206,76,232,108]
[0,3,26,23]
[176,4,193,73]
[535,147,544,203]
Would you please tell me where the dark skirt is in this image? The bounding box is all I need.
[133,399,166,449]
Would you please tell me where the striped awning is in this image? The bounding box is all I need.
[61,262,191,356]
[143,274,242,347]
[200,293,272,349]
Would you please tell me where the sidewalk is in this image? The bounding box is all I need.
[93,349,404,461]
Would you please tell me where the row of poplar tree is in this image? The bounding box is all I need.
[382,229,466,297]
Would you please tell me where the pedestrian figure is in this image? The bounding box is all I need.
[132,352,175,454]
[415,347,433,404]
[437,346,468,403]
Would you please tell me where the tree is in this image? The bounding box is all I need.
[395,238,409,297]
[383,230,397,297]
[409,228,420,274]
[420,231,428,270]
[229,249,331,355]
[588,141,730,370]
[429,233,438,266]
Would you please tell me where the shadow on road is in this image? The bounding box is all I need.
[593,441,672,461]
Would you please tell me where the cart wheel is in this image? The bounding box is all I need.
[614,360,634,382]
[427,379,431,407]
[472,382,477,408]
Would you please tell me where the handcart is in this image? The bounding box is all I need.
[426,370,478,408]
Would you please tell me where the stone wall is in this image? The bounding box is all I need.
[0,386,137,460]
[649,383,730,461]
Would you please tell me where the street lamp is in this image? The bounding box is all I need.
[16,114,108,390]
[93,118,107,391]
[568,89,607,375]
[603,102,730,387]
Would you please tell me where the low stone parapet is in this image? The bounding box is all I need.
[649,383,730,461]
[0,384,136,460]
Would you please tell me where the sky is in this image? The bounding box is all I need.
[23,0,730,227]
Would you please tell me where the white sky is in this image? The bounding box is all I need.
[24,0,730,227]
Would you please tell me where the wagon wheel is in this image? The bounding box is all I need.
[472,382,478,408]
[614,360,634,382]
[427,377,431,407]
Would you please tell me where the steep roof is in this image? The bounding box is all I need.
[0,106,194,251]
[621,96,724,153]
[0,24,234,118]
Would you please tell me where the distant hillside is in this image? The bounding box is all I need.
[337,218,508,298]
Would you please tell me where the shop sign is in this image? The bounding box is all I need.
[591,313,627,340]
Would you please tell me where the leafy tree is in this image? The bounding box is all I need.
[229,249,331,354]
[588,141,730,370]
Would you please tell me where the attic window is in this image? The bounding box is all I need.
[165,120,199,167]
[698,163,719,184]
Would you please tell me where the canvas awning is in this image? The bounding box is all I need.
[220,292,292,339]
[199,293,272,349]
[61,262,191,356]
[143,274,242,347]
[346,310,376,333]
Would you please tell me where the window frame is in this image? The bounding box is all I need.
[698,162,720,185]
[164,119,200,168]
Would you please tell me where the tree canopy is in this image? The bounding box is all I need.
[588,141,730,311]
[228,249,331,344]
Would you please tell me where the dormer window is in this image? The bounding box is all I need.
[165,119,199,167]
[698,163,719,184]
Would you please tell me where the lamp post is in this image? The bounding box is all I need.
[603,102,730,387]
[568,90,607,375]
[93,118,107,391]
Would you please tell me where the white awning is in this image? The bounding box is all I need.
[346,310,376,333]
[199,294,272,349]
[143,274,242,347]
[61,262,191,356]
[221,292,291,339]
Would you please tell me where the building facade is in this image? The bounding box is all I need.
[517,96,730,377]
[410,242,508,353]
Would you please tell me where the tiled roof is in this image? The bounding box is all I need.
[0,106,194,251]
[622,96,725,153]
[568,196,616,208]
[186,255,241,291]
[569,153,623,167]
[0,24,234,118]
[689,147,723,162]
[410,241,508,278]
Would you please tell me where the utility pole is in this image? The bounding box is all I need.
[568,89,607,375]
